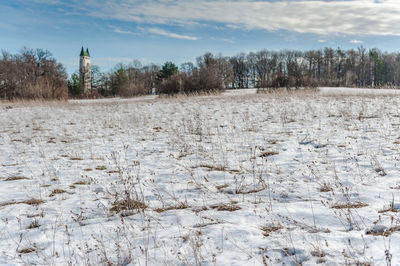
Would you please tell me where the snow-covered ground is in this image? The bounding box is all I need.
[1,88,400,265]
[320,87,400,96]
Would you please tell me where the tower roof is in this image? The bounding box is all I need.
[80,47,90,57]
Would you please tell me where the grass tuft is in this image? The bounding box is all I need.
[110,199,147,213]
[5,176,30,181]
[331,202,368,209]
[18,248,36,254]
[261,224,283,236]
[259,151,279,158]
[49,189,67,197]
[210,203,241,212]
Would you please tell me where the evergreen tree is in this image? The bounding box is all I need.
[111,66,128,96]
[156,62,178,83]
[67,72,82,96]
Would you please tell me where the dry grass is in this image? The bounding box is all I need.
[4,176,30,181]
[197,164,228,172]
[236,187,265,194]
[107,170,120,174]
[319,183,333,192]
[331,202,368,209]
[69,157,83,161]
[49,189,67,197]
[259,151,279,158]
[18,248,36,254]
[366,226,400,237]
[210,203,241,212]
[154,204,189,213]
[73,180,87,185]
[215,184,229,190]
[110,199,147,213]
[22,198,46,205]
[378,205,399,213]
[27,220,40,229]
[260,224,283,237]
[0,198,45,207]
[3,91,400,264]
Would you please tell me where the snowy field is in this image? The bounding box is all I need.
[1,88,400,265]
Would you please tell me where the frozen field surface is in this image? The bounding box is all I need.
[1,89,400,265]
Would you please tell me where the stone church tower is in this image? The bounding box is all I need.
[79,47,91,93]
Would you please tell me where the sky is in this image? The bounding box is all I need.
[1,0,400,75]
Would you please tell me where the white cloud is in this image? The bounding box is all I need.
[82,0,400,36]
[318,39,327,43]
[147,27,198,40]
[113,28,134,35]
[350,39,363,44]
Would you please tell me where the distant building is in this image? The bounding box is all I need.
[79,47,91,93]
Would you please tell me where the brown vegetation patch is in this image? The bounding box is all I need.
[261,224,283,236]
[95,165,107,170]
[107,170,120,174]
[378,206,399,213]
[259,151,279,158]
[197,164,228,172]
[23,198,46,205]
[1,198,45,207]
[70,157,83,161]
[0,201,18,207]
[358,115,379,120]
[28,220,40,229]
[311,249,326,258]
[154,204,189,213]
[216,184,229,190]
[319,183,333,192]
[267,139,279,144]
[5,176,30,181]
[374,167,387,176]
[210,203,241,212]
[18,248,36,254]
[1,163,18,167]
[84,168,93,171]
[366,226,400,237]
[236,187,265,194]
[110,199,147,213]
[49,189,67,197]
[331,202,368,209]
[73,181,87,185]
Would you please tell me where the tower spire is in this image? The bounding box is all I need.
[79,47,92,93]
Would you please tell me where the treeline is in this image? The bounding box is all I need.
[74,47,400,97]
[236,47,400,89]
[0,48,67,99]
[2,46,400,99]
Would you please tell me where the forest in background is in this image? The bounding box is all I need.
[0,48,68,99]
[1,46,400,99]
